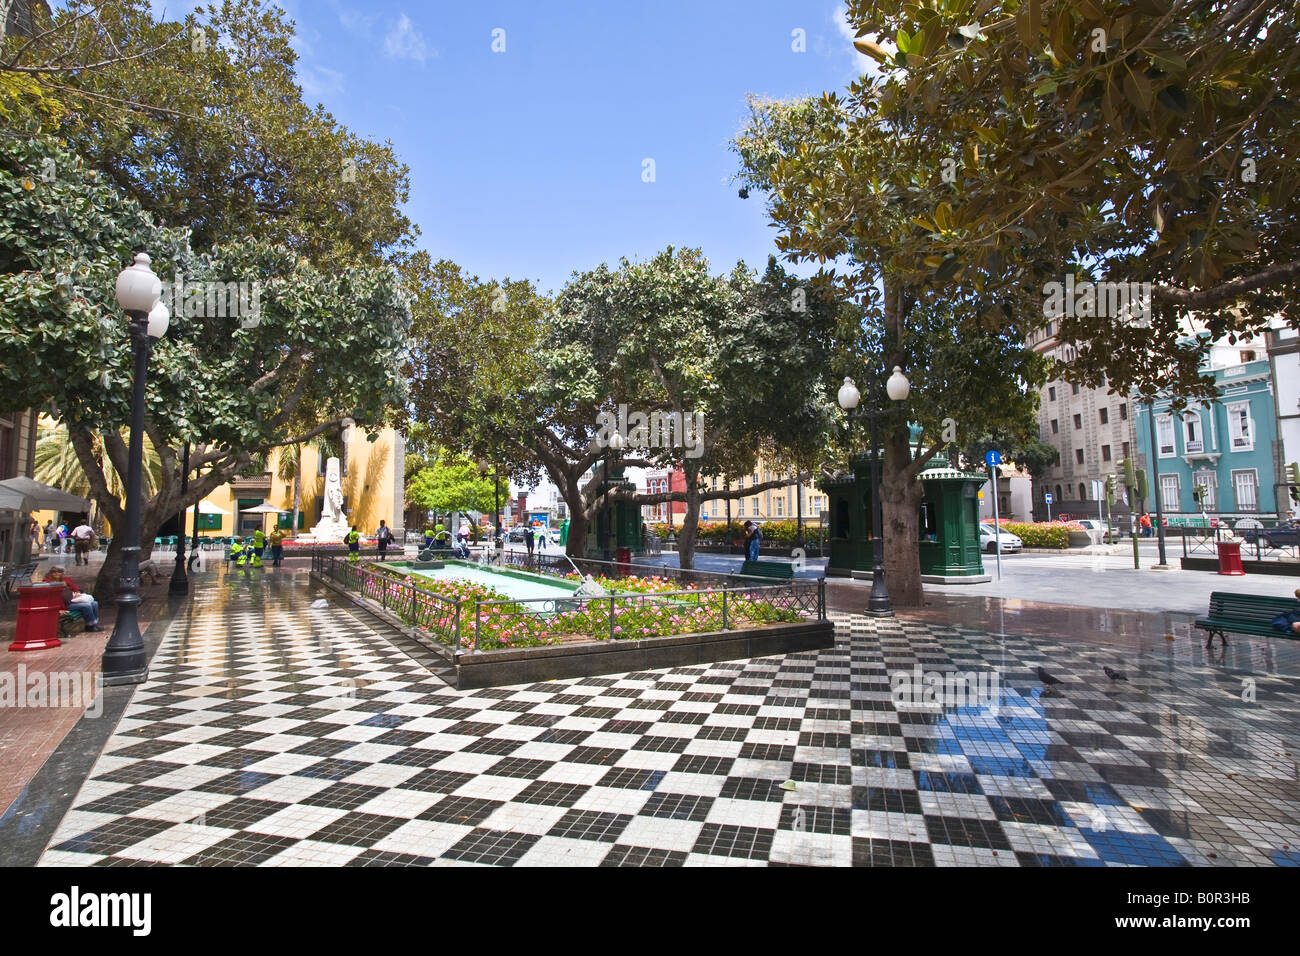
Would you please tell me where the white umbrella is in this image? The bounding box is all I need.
[240,500,286,535]
[197,500,231,515]
[0,476,90,512]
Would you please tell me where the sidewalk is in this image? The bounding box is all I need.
[0,551,180,816]
[4,562,1295,867]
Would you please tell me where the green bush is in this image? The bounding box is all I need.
[1003,522,1069,549]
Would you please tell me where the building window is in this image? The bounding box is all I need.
[1099,407,1109,424]
[751,497,759,514]
[1079,483,1088,501]
[1055,484,1063,502]
[812,497,823,516]
[1073,414,1082,430]
[1157,415,1175,456]
[737,499,745,517]
[1232,470,1258,512]
[1072,383,1080,395]
[1240,350,1256,363]
[1184,414,1203,454]
[1122,441,1130,459]
[1192,471,1216,511]
[1074,448,1085,464]
[1102,445,1111,461]
[1050,419,1058,434]
[776,497,784,516]
[1226,403,1253,450]
[1119,403,1128,420]
[1160,474,1180,511]
[1048,386,1056,401]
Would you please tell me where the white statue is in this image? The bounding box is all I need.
[308,456,348,542]
[324,457,345,526]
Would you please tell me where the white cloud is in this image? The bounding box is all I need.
[299,64,346,101]
[831,2,888,77]
[384,13,433,65]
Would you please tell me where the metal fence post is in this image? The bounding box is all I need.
[474,599,480,651]
[609,596,616,640]
[454,601,461,651]
[722,587,728,631]
[818,577,826,619]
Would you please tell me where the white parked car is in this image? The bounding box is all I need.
[1076,519,1125,540]
[979,524,1023,553]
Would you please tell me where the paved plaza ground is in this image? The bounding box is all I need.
[3,556,1297,868]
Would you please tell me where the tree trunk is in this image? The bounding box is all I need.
[677,479,702,569]
[292,466,301,539]
[880,427,926,608]
[565,508,588,559]
[92,500,166,604]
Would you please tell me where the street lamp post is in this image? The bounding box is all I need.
[103,253,169,686]
[169,442,190,595]
[477,460,503,548]
[603,431,625,561]
[837,367,910,618]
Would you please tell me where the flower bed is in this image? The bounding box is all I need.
[344,560,804,651]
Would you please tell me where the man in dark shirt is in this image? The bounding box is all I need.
[1273,589,1300,635]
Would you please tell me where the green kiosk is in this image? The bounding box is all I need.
[585,465,641,559]
[819,447,990,583]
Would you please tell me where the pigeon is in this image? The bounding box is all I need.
[1104,665,1128,682]
[1036,666,1063,686]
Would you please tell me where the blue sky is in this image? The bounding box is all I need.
[267,0,874,294]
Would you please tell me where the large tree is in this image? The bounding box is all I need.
[734,95,1051,605]
[1,134,410,600]
[835,0,1299,399]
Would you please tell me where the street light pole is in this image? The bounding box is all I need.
[103,253,168,686]
[838,367,910,618]
[169,442,190,595]
[1146,399,1170,568]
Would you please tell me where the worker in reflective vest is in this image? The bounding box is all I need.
[346,526,361,562]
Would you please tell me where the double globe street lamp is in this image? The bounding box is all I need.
[837,366,909,618]
[103,253,170,685]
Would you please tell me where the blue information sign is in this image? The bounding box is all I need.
[1044,493,1054,503]
[985,449,1002,467]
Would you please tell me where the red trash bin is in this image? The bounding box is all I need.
[615,547,631,574]
[1216,540,1245,576]
[9,581,64,651]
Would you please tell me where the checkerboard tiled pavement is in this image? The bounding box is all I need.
[36,573,1300,867]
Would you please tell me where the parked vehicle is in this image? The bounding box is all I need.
[978,524,1023,553]
[507,525,526,542]
[1076,519,1126,541]
[1240,519,1299,549]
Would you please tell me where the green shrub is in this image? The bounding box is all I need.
[1003,522,1069,549]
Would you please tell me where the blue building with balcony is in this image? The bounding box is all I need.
[1134,358,1283,525]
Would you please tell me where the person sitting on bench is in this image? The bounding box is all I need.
[46,565,101,631]
[1271,588,1300,635]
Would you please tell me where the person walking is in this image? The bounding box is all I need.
[375,520,392,561]
[269,526,285,566]
[345,525,361,562]
[524,524,535,556]
[71,520,96,566]
[251,527,266,565]
[744,521,762,562]
[1139,512,1153,538]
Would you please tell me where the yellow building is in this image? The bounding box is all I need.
[187,427,406,541]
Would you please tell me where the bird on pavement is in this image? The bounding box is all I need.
[1104,665,1128,682]
[1036,666,1063,686]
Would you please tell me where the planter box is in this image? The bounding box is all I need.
[312,571,832,689]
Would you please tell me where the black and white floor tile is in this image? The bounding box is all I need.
[37,575,1300,867]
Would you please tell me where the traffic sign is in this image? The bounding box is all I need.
[1044,493,1054,503]
[985,449,1001,467]
[702,512,709,521]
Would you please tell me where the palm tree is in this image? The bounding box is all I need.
[275,442,302,539]
[34,418,162,529]
[273,432,343,538]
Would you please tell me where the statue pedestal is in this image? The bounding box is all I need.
[310,519,348,543]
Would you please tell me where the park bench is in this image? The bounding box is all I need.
[2,562,37,598]
[739,560,794,580]
[58,611,87,639]
[1194,591,1300,648]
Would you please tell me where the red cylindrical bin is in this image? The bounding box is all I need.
[1216,540,1246,576]
[615,547,632,573]
[9,581,64,651]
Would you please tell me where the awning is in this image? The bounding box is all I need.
[0,476,90,512]
[0,486,35,513]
